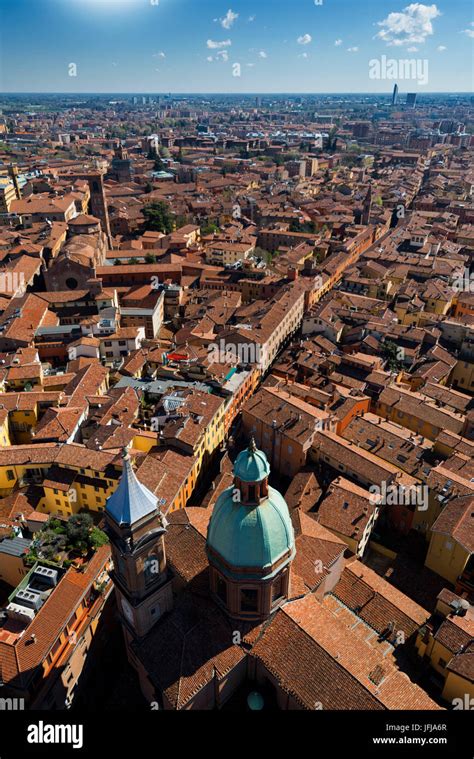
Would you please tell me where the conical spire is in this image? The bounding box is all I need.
[106,448,158,526]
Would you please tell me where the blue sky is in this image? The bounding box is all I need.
[0,0,472,93]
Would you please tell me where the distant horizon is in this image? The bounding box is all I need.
[1,91,472,97]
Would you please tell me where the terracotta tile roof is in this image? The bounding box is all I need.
[335,560,430,632]
[434,615,474,654]
[133,592,245,710]
[166,510,209,585]
[317,477,379,541]
[431,495,474,553]
[281,595,438,709]
[250,609,383,710]
[34,407,84,442]
[285,471,322,515]
[446,643,474,682]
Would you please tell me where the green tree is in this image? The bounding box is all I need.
[382,341,403,371]
[90,527,108,549]
[66,513,93,546]
[143,201,174,234]
[200,222,219,235]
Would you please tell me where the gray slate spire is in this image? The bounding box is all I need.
[106,448,158,526]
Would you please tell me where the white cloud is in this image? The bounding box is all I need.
[207,39,232,49]
[216,49,229,62]
[376,3,441,46]
[461,24,474,38]
[153,51,166,58]
[221,9,238,30]
[259,50,267,58]
[407,46,419,51]
[248,15,256,22]
[207,56,214,62]
[297,34,312,45]
[334,39,343,46]
[436,45,447,51]
[347,46,359,52]
[299,52,309,58]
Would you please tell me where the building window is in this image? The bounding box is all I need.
[216,575,227,605]
[272,576,284,604]
[240,588,258,613]
[6,470,15,481]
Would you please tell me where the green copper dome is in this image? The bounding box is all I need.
[207,485,295,578]
[233,438,271,483]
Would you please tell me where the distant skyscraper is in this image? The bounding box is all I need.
[406,93,418,108]
[392,84,399,106]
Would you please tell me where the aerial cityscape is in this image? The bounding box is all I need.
[0,0,472,751]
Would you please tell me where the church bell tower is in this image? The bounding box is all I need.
[105,449,173,640]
